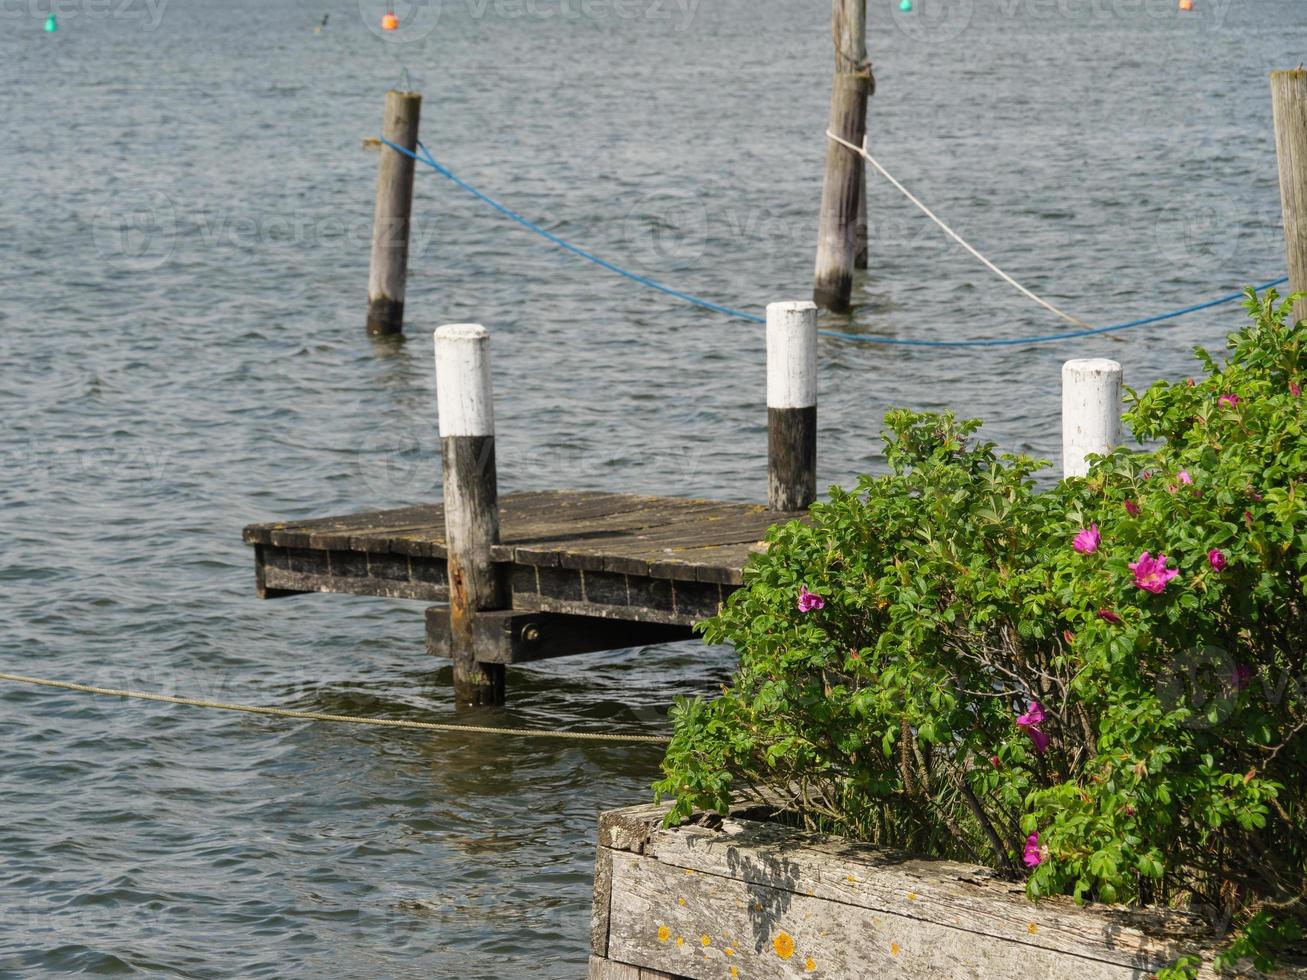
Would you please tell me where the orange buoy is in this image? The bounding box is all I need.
[1178,0,1193,9]
[381,10,399,30]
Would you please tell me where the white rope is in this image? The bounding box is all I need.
[826,131,1091,329]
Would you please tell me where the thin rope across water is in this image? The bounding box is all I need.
[826,129,1090,328]
[379,137,1288,347]
[0,672,671,745]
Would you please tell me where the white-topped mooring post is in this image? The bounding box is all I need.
[436,324,506,705]
[767,301,818,511]
[1061,358,1122,479]
[367,90,422,336]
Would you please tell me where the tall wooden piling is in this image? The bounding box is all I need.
[435,324,507,705]
[813,0,869,312]
[1272,69,1307,325]
[367,90,422,337]
[767,301,818,511]
[854,168,869,270]
[1061,359,1122,480]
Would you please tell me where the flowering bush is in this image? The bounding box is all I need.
[655,291,1307,976]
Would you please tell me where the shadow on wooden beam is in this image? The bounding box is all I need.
[425,607,694,665]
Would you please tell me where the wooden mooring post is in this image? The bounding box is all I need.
[767,301,818,511]
[1061,358,1122,479]
[435,324,508,705]
[366,89,422,337]
[813,0,869,312]
[1272,68,1307,325]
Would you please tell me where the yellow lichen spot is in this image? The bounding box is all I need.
[724,948,735,956]
[701,934,711,947]
[658,926,670,943]
[907,892,918,901]
[676,937,684,947]
[678,898,686,906]
[805,956,817,972]
[1027,922,1038,934]
[890,942,901,957]
[773,931,796,960]
[686,869,696,875]
[729,969,738,979]
[845,875,857,884]
[754,902,763,912]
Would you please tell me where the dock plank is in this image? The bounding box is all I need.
[244,491,803,620]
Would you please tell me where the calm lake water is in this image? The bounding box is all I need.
[1,0,1304,975]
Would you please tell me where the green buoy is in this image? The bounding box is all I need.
[899,0,912,9]
[44,12,57,30]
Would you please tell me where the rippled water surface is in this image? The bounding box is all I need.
[2,0,1305,975]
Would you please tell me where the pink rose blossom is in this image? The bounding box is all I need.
[1218,393,1240,407]
[1208,548,1227,572]
[1016,701,1050,754]
[797,588,825,613]
[990,754,1001,768]
[1129,552,1180,594]
[1124,499,1141,518]
[1185,378,1196,387]
[1023,832,1044,868]
[1291,380,1302,398]
[1098,608,1123,625]
[1178,470,1193,485]
[1073,524,1101,555]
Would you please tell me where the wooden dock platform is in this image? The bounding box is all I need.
[245,309,821,704]
[244,490,803,673]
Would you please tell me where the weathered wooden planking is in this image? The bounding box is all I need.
[245,491,795,585]
[587,955,681,980]
[593,804,1306,980]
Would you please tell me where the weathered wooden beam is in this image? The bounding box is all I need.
[813,0,869,312]
[1272,68,1307,325]
[587,956,684,980]
[594,804,1276,980]
[255,543,449,601]
[766,301,818,511]
[366,89,421,336]
[425,607,692,664]
[436,324,508,705]
[1061,359,1122,480]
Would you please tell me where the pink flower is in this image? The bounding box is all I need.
[989,754,1001,768]
[1016,701,1050,754]
[1208,548,1227,572]
[1017,701,1046,727]
[1218,393,1240,407]
[1291,380,1302,398]
[797,588,825,613]
[1098,608,1123,625]
[1185,378,1196,387]
[1023,832,1044,868]
[1124,500,1141,518]
[1232,664,1253,691]
[1129,552,1180,594]
[1073,524,1101,555]
[1178,470,1193,485]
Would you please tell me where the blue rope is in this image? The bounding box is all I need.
[381,137,1289,349]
